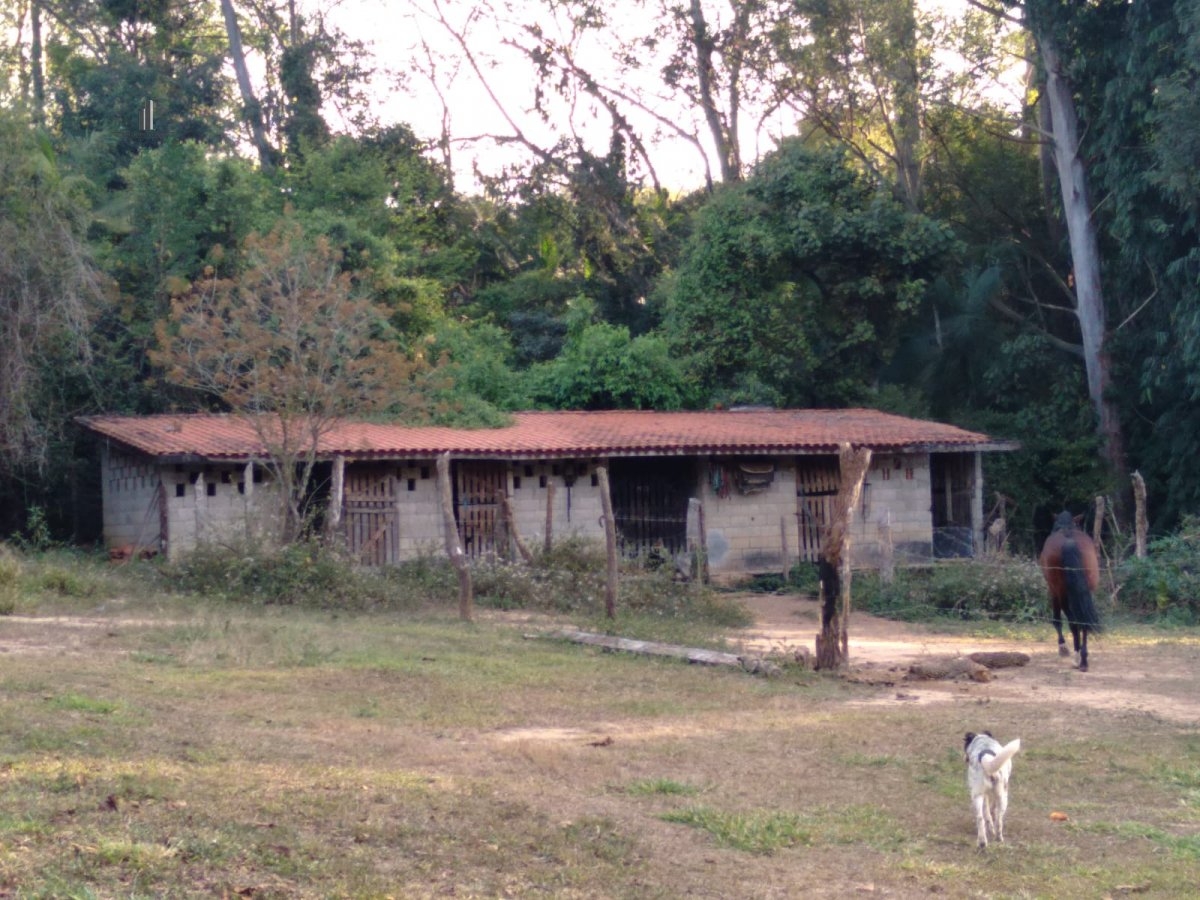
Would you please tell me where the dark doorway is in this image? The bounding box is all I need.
[608,458,695,557]
[931,453,976,558]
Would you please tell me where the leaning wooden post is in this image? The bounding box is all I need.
[1132,471,1148,558]
[814,443,872,671]
[499,491,534,564]
[436,452,473,621]
[596,465,618,618]
[1092,495,1105,549]
[544,479,556,554]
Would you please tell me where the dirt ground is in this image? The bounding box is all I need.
[4,597,1198,728]
[729,592,1200,726]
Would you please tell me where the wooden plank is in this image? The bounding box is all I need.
[535,628,777,672]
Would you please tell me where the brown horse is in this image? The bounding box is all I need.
[1039,511,1102,671]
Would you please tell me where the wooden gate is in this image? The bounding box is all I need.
[345,466,400,565]
[455,462,507,561]
[795,457,839,562]
[610,458,693,557]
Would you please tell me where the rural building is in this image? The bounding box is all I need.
[78,409,1016,577]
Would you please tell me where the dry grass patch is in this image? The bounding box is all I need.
[1,599,1199,897]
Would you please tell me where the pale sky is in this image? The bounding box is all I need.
[308,0,1015,194]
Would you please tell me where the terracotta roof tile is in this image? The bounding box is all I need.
[78,410,1015,461]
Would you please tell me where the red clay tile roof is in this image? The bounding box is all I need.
[78,410,1015,461]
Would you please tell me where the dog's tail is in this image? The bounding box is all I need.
[982,739,1022,776]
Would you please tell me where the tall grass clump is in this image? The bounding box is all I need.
[856,557,1046,623]
[160,539,430,611]
[471,537,751,628]
[1116,517,1200,625]
[0,544,21,614]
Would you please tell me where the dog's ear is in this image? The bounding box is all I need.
[964,732,976,750]
[983,730,994,738]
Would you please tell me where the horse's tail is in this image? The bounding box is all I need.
[1061,538,1103,633]
[982,739,1022,777]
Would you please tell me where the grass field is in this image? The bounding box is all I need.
[1,563,1199,898]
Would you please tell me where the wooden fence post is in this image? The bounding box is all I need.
[436,452,473,621]
[544,479,556,555]
[1132,471,1148,558]
[596,465,618,618]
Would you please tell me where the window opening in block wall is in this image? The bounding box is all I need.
[175,484,186,498]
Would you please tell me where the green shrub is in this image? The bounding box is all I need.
[0,544,20,614]
[471,537,752,627]
[1116,517,1200,624]
[856,557,1046,623]
[161,539,427,610]
[743,563,821,595]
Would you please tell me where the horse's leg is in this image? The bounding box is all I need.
[1053,601,1069,656]
[1070,624,1082,669]
[1078,627,1089,672]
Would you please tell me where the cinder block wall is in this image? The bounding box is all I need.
[506,459,605,549]
[161,463,278,557]
[700,458,800,575]
[100,446,163,552]
[850,453,935,566]
[392,461,442,557]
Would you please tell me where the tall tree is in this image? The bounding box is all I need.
[659,140,958,407]
[0,109,108,480]
[220,0,277,170]
[151,214,426,541]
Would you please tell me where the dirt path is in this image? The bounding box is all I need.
[731,593,1200,725]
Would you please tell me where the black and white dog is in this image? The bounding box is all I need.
[963,731,1022,849]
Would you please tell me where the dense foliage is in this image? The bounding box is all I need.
[1,0,1198,547]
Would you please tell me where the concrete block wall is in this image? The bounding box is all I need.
[700,458,799,575]
[377,458,606,560]
[391,461,443,557]
[506,459,605,549]
[100,446,163,551]
[160,462,278,557]
[849,452,934,566]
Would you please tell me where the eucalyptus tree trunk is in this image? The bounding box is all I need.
[1036,25,1128,482]
[30,0,45,127]
[220,0,276,171]
[887,0,922,211]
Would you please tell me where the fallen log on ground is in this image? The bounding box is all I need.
[906,656,993,682]
[967,650,1031,669]
[535,628,782,677]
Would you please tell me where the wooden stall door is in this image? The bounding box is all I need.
[455,462,507,561]
[795,457,840,562]
[609,458,693,558]
[345,466,400,566]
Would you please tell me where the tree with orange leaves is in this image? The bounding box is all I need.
[152,213,424,543]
